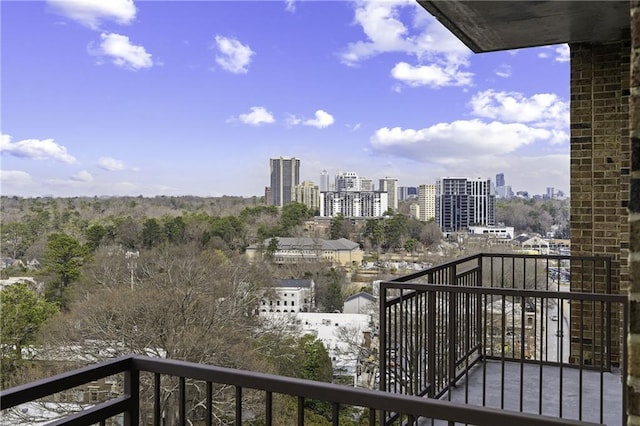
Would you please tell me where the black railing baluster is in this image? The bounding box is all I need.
[205,381,212,426]
[124,368,139,426]
[154,373,161,426]
[297,395,304,426]
[332,402,339,426]
[265,390,272,426]
[235,385,242,426]
[179,376,186,426]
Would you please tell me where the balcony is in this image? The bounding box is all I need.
[0,253,627,425]
[380,253,627,425]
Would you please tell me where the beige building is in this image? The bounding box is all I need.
[418,184,436,222]
[293,180,320,212]
[246,237,363,267]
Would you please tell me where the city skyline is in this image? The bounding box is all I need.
[2,1,569,198]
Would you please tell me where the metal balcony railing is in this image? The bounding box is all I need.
[380,253,627,425]
[2,354,599,426]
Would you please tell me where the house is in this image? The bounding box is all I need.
[343,292,377,314]
[258,279,315,314]
[245,237,363,267]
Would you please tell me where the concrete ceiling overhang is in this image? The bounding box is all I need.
[417,1,630,53]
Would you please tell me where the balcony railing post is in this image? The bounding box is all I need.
[476,255,483,359]
[427,289,436,398]
[124,367,140,426]
[448,265,457,389]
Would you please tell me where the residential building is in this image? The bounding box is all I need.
[378,177,398,211]
[245,237,363,267]
[319,191,388,218]
[269,157,300,207]
[258,279,315,314]
[435,177,495,232]
[417,184,436,222]
[343,292,377,314]
[409,203,420,220]
[293,180,320,212]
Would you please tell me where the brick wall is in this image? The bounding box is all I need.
[569,36,630,367]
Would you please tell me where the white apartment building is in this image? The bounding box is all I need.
[319,191,388,218]
[259,279,315,313]
[418,184,436,222]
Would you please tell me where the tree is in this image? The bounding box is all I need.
[297,334,332,382]
[330,214,347,240]
[0,283,59,387]
[142,218,164,248]
[84,224,106,252]
[44,233,85,304]
[279,202,312,235]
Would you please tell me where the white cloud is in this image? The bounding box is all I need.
[391,62,472,88]
[1,133,76,163]
[495,64,512,78]
[71,170,94,182]
[469,90,569,131]
[233,106,275,126]
[98,156,126,171]
[285,0,296,13]
[342,0,472,88]
[93,33,153,70]
[303,110,335,128]
[214,35,254,74]
[371,120,552,164]
[0,170,32,186]
[538,44,569,63]
[47,0,136,30]
[286,110,335,129]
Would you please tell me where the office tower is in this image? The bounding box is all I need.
[335,172,361,192]
[418,184,436,222]
[496,173,505,188]
[379,177,398,210]
[320,170,330,192]
[294,181,320,212]
[435,177,495,232]
[270,157,300,207]
[546,187,555,199]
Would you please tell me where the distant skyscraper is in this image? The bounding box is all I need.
[270,157,300,207]
[335,172,361,192]
[379,177,398,211]
[496,173,505,188]
[320,170,330,192]
[436,177,495,232]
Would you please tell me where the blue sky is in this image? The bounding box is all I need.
[1,0,570,198]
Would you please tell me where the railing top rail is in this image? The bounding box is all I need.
[380,282,627,304]
[0,356,134,410]
[479,253,611,262]
[1,354,597,426]
[388,253,482,282]
[131,356,593,426]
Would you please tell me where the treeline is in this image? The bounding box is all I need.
[495,197,569,238]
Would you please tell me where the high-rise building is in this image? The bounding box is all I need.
[379,177,398,211]
[269,157,300,207]
[294,181,320,212]
[418,184,436,222]
[398,186,418,201]
[319,191,388,218]
[496,173,505,188]
[360,177,374,192]
[335,172,361,192]
[320,170,330,192]
[435,177,495,232]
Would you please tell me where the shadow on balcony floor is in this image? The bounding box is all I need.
[426,360,623,425]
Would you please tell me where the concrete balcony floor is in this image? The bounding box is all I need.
[429,360,623,425]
